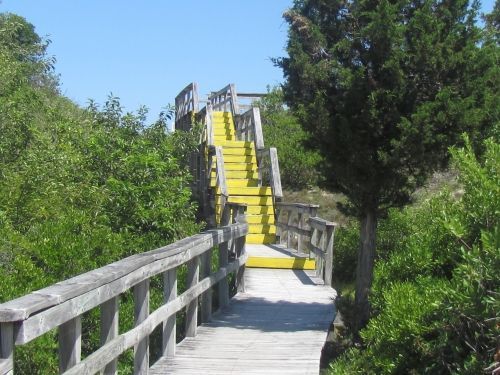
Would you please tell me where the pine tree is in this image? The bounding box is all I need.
[277,0,488,330]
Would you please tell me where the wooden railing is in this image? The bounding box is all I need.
[275,203,336,286]
[0,206,247,375]
[208,84,239,116]
[175,82,199,131]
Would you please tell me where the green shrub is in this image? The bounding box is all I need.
[329,137,499,374]
[258,87,322,189]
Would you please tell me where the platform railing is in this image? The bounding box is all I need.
[275,202,336,286]
[0,206,247,375]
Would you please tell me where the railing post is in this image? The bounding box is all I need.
[0,323,14,375]
[297,212,304,254]
[186,257,199,337]
[162,268,177,358]
[218,204,231,309]
[100,297,119,375]
[287,209,293,250]
[201,249,213,323]
[324,225,336,287]
[59,316,82,373]
[133,279,149,375]
[252,107,264,150]
[235,210,247,293]
[269,148,283,201]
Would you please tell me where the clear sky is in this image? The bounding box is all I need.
[1,0,496,125]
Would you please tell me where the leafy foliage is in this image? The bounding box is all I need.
[0,13,201,373]
[258,87,322,189]
[330,137,500,374]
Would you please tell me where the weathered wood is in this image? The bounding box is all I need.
[10,224,247,344]
[149,267,336,375]
[200,249,213,323]
[275,202,319,214]
[297,212,304,253]
[58,316,81,373]
[215,146,228,198]
[133,279,149,375]
[309,216,337,231]
[100,297,118,375]
[324,225,336,287]
[0,323,13,375]
[162,268,177,358]
[206,103,214,146]
[175,82,199,130]
[64,255,248,375]
[186,257,199,337]
[269,147,283,200]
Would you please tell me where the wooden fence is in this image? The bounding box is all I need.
[275,202,336,286]
[0,204,247,375]
[175,82,199,131]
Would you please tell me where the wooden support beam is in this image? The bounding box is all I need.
[100,297,119,375]
[0,323,14,375]
[133,280,149,375]
[186,257,199,337]
[162,268,177,358]
[58,316,81,373]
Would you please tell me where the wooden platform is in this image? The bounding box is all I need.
[150,260,336,374]
[246,243,316,270]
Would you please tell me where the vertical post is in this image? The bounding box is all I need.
[58,316,82,373]
[275,205,281,244]
[133,279,149,375]
[162,268,177,358]
[201,249,213,323]
[0,323,14,375]
[269,147,283,201]
[287,210,293,249]
[235,213,247,293]
[324,225,336,287]
[252,107,265,150]
[186,256,200,337]
[297,212,304,254]
[218,205,230,309]
[100,297,119,375]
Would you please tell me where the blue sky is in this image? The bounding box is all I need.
[1,0,496,125]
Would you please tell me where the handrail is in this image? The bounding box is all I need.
[275,202,336,286]
[175,82,199,131]
[237,107,264,150]
[208,84,239,117]
[0,212,248,374]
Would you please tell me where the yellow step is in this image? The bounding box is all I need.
[214,135,234,142]
[210,179,259,188]
[214,129,234,136]
[222,147,255,156]
[227,195,273,205]
[217,141,254,148]
[246,234,276,244]
[246,215,275,224]
[222,187,272,196]
[246,257,316,270]
[248,224,276,234]
[212,170,258,179]
[222,155,256,163]
[212,111,233,119]
[215,163,255,171]
[216,205,274,216]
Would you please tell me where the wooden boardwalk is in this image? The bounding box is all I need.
[150,244,337,375]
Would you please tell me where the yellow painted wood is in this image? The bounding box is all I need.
[218,141,254,148]
[246,234,276,244]
[228,196,273,205]
[216,205,274,215]
[213,163,254,171]
[220,187,272,196]
[212,170,258,179]
[221,155,256,163]
[226,179,259,187]
[214,135,234,142]
[214,129,234,136]
[222,148,256,156]
[246,215,275,224]
[246,257,316,270]
[248,224,276,234]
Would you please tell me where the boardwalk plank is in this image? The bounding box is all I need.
[150,256,336,375]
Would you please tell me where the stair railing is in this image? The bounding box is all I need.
[208,84,239,116]
[235,105,283,203]
[174,82,199,131]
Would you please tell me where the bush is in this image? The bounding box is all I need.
[329,137,500,374]
[258,87,322,189]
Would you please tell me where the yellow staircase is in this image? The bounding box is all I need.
[211,111,276,244]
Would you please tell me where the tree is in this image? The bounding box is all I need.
[277,0,490,330]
